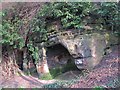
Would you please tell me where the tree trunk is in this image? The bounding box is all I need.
[1,47,19,79]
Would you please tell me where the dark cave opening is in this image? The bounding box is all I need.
[46,43,79,79]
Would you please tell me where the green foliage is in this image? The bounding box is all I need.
[39,2,93,29]
[27,42,39,63]
[39,2,119,33]
[43,79,78,88]
[49,60,78,78]
[49,67,62,78]
[43,79,119,90]
[40,73,53,80]
[29,17,48,43]
[50,60,77,78]
[1,2,119,64]
[1,2,119,47]
[62,60,78,72]
[1,7,48,63]
[93,86,104,90]
[93,2,119,31]
[18,87,25,90]
[43,81,63,88]
[1,11,24,49]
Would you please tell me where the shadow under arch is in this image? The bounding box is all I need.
[46,43,79,79]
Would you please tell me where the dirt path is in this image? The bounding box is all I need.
[0,73,56,88]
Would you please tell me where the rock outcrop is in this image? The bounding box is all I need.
[46,32,107,70]
[43,19,119,71]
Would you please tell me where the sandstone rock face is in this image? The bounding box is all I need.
[26,31,118,76]
[41,21,118,72]
[47,32,107,70]
[75,34,106,69]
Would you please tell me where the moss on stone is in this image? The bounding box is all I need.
[49,67,62,78]
[40,73,53,80]
[49,60,78,79]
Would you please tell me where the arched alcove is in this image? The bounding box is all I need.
[46,43,79,78]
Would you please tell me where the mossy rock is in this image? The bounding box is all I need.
[49,60,78,79]
[40,73,53,80]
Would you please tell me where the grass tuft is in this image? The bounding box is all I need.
[40,73,53,80]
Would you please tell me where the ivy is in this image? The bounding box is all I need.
[27,42,39,63]
[1,12,24,48]
[1,2,119,63]
[39,2,94,30]
[39,2,119,32]
[93,2,119,31]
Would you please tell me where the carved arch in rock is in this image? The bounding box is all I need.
[46,43,74,69]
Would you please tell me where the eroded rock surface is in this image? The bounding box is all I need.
[46,32,107,70]
[34,21,119,76]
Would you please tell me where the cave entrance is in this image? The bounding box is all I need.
[46,43,79,79]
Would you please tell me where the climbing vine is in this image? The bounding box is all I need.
[1,8,38,49]
[1,2,119,69]
[39,2,119,33]
[92,2,119,32]
[1,4,47,65]
[39,2,93,29]
[1,10,25,49]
